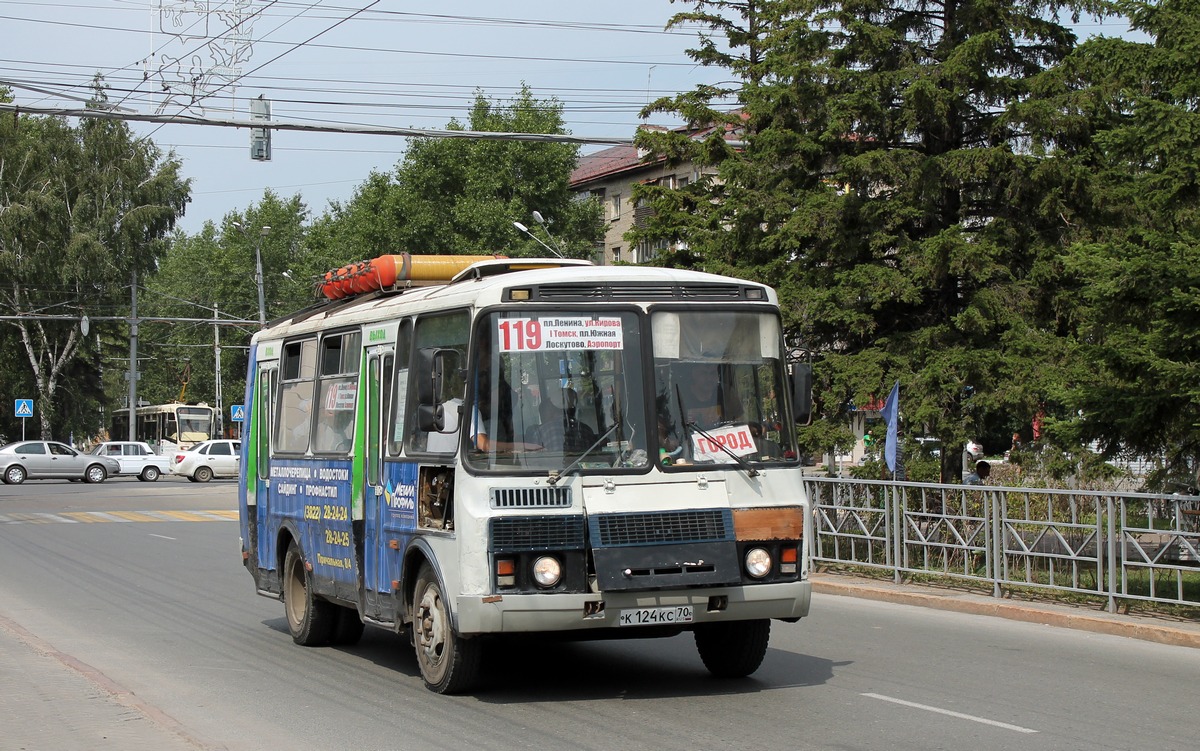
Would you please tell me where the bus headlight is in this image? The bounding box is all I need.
[531,556,563,588]
[744,547,772,579]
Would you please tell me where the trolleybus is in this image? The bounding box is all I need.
[112,402,216,453]
[237,254,812,693]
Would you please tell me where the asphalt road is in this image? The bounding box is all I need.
[1,478,1198,751]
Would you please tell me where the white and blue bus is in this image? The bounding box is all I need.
[238,255,812,693]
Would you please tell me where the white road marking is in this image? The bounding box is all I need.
[863,693,1038,734]
[149,533,177,540]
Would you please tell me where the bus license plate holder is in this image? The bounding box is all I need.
[616,605,694,626]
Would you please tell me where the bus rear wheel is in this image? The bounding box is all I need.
[694,619,770,678]
[283,543,335,646]
[413,563,481,694]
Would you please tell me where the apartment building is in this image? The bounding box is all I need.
[569,122,738,265]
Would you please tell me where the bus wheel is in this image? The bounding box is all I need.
[413,563,482,694]
[694,619,770,678]
[283,543,335,646]
[332,607,365,646]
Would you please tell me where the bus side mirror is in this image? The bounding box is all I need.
[791,363,812,425]
[416,348,461,432]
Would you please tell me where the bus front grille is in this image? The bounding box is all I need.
[490,486,573,509]
[589,509,733,547]
[490,515,585,553]
[532,283,747,302]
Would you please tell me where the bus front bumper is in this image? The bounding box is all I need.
[455,579,811,635]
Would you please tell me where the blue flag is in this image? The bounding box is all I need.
[882,380,899,474]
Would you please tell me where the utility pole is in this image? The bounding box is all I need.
[127,269,139,441]
[214,303,223,438]
[240,223,270,326]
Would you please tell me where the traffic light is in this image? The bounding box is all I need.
[250,95,271,161]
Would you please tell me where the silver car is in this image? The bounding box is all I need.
[0,441,121,484]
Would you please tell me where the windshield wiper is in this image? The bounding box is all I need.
[673,383,759,478]
[547,423,619,486]
[686,420,760,478]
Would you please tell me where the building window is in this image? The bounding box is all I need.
[610,194,621,221]
[611,246,621,264]
[635,239,669,264]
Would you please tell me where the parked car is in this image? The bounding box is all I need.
[169,439,241,482]
[0,441,121,484]
[89,441,171,482]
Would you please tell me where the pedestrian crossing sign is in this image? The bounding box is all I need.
[230,404,245,423]
[14,399,33,418]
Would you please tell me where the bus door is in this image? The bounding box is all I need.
[364,346,396,620]
[252,363,277,571]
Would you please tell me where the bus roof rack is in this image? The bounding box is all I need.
[449,258,593,283]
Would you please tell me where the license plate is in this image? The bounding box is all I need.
[617,605,694,626]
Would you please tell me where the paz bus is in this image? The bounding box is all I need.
[111,402,216,453]
[237,254,812,693]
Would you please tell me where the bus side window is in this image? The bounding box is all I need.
[257,367,275,480]
[314,330,362,455]
[410,311,469,455]
[388,322,412,455]
[276,338,317,453]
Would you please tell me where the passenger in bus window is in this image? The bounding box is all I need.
[469,327,545,454]
[677,364,743,429]
[525,389,597,452]
[319,407,354,453]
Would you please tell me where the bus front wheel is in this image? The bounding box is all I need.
[413,563,481,694]
[283,543,335,646]
[694,619,770,678]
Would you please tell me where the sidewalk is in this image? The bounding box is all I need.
[812,571,1200,649]
[0,614,206,751]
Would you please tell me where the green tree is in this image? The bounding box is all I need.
[634,0,1106,477]
[0,92,189,439]
[1034,0,1200,485]
[312,86,603,261]
[142,192,311,428]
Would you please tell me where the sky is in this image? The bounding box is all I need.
[2,1,1134,236]
[1,0,734,234]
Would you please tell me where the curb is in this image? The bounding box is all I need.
[811,576,1200,650]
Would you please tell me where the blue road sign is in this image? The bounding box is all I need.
[14,399,33,418]
[230,404,245,423]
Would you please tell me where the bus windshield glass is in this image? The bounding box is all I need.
[652,310,796,468]
[176,407,214,445]
[464,311,648,472]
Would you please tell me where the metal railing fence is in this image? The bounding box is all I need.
[804,477,1200,612]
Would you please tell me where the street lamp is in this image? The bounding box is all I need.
[232,221,271,325]
[254,225,271,326]
[513,211,564,258]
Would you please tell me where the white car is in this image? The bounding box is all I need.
[169,439,241,482]
[89,441,171,482]
[1,441,121,484]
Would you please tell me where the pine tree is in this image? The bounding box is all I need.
[636,0,1108,474]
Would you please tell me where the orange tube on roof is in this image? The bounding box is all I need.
[319,254,504,300]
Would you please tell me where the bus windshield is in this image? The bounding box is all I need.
[652,310,796,468]
[464,311,649,472]
[176,407,214,445]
